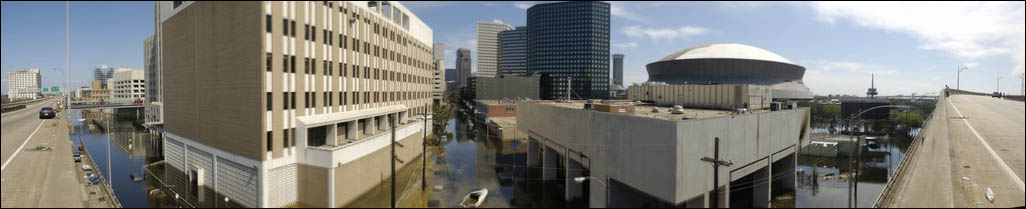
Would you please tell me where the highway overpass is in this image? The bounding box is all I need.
[876,90,1024,208]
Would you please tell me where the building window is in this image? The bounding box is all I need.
[265,15,272,33]
[291,56,296,73]
[173,1,183,9]
[282,55,288,74]
[305,92,310,108]
[291,92,296,109]
[283,92,289,109]
[266,131,273,152]
[266,92,272,111]
[282,18,289,36]
[291,20,296,38]
[312,26,317,42]
[283,129,290,148]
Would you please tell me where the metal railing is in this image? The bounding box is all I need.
[77,136,124,208]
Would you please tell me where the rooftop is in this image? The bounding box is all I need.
[535,100,768,121]
[658,43,793,65]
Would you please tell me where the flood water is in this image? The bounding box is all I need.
[69,109,167,208]
[67,104,923,208]
[795,119,920,208]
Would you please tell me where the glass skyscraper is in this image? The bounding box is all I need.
[527,1,610,100]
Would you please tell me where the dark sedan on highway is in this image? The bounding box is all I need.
[39,107,56,119]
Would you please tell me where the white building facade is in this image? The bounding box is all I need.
[109,68,145,102]
[7,69,41,100]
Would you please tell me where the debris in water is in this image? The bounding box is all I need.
[961,176,971,181]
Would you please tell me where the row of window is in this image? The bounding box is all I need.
[266,91,433,111]
[266,128,294,152]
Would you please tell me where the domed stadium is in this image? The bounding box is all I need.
[646,43,813,99]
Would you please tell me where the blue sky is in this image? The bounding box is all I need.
[3,1,1024,96]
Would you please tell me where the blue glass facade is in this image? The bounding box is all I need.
[527,1,610,100]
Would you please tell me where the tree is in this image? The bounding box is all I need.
[432,98,455,136]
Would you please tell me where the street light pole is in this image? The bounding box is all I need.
[847,105,909,208]
[957,67,967,90]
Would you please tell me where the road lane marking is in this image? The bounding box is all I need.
[949,98,1026,192]
[1,119,47,172]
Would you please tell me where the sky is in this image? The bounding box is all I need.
[3,1,1024,96]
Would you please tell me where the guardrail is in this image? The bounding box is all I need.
[77,135,124,208]
[873,89,945,208]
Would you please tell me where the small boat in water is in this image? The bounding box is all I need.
[459,189,488,208]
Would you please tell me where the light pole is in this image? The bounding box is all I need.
[997,77,1002,95]
[847,105,910,208]
[573,176,610,207]
[957,67,968,90]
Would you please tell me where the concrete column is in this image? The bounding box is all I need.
[347,121,358,140]
[365,118,374,135]
[542,146,558,181]
[327,123,338,146]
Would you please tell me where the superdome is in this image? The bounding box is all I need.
[659,43,793,64]
[646,43,812,99]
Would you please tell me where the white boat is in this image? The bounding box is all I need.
[459,189,488,208]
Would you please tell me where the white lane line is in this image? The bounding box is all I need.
[1,119,47,172]
[949,98,1026,192]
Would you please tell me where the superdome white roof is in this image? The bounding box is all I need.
[659,43,793,64]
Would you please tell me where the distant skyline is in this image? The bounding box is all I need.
[3,1,1024,96]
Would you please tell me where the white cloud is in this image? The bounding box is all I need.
[802,60,943,95]
[610,2,645,22]
[514,2,534,10]
[613,42,638,52]
[808,60,898,75]
[623,25,707,41]
[808,1,1026,75]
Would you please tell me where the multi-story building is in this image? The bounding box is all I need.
[498,26,527,76]
[94,65,114,88]
[158,1,434,208]
[612,54,624,86]
[432,59,445,104]
[456,48,471,89]
[466,75,541,101]
[527,1,610,100]
[109,68,145,101]
[145,34,164,124]
[432,42,444,60]
[476,20,512,78]
[6,69,41,100]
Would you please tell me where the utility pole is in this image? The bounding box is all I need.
[390,116,397,208]
[421,114,429,191]
[702,138,733,208]
[389,115,404,209]
[997,77,1002,95]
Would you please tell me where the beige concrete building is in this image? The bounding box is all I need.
[158,1,435,208]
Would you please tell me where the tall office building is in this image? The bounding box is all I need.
[457,48,471,89]
[94,65,115,88]
[527,1,611,100]
[6,69,41,100]
[145,34,163,124]
[612,54,624,86]
[158,1,434,208]
[499,26,527,76]
[476,20,513,78]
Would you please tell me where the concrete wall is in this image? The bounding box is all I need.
[471,75,541,100]
[163,1,264,161]
[627,84,772,110]
[517,101,810,206]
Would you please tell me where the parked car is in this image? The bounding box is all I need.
[39,107,56,119]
